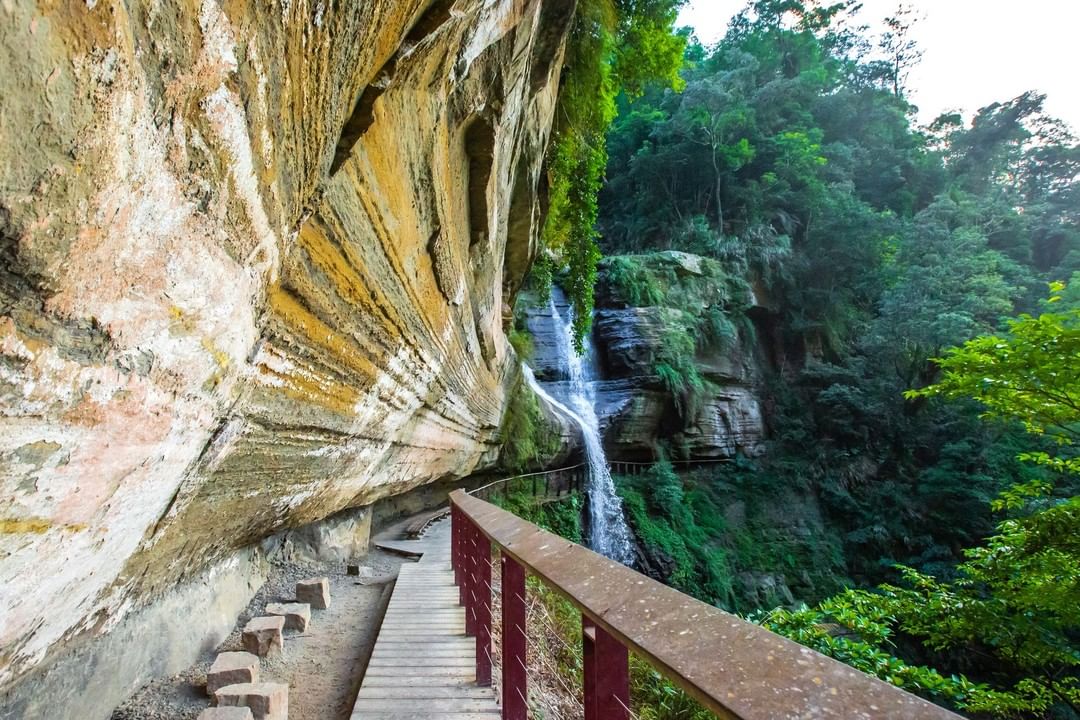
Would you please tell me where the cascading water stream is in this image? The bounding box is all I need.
[521,294,635,565]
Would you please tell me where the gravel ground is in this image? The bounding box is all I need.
[111,549,406,720]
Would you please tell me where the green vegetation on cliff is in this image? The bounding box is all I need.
[539,0,686,350]
[602,252,755,415]
[617,458,845,610]
[499,375,565,473]
[584,1,1080,716]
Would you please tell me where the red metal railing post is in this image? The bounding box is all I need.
[583,616,630,720]
[475,527,493,686]
[501,554,527,719]
[452,503,462,587]
[464,518,477,636]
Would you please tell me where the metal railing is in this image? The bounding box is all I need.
[467,457,736,504]
[450,489,963,720]
[467,463,587,503]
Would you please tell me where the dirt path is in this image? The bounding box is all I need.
[275,568,396,719]
[112,549,407,720]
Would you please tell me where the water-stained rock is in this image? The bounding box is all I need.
[0,0,573,707]
[590,255,768,460]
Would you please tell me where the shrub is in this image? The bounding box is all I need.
[508,327,534,361]
[500,375,563,472]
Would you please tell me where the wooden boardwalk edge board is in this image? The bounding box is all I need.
[352,518,500,719]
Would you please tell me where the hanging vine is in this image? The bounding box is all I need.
[539,0,686,351]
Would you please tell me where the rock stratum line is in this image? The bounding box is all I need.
[0,1,572,715]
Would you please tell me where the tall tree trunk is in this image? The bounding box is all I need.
[712,149,724,235]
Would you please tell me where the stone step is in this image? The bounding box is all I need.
[296,577,330,609]
[214,682,288,720]
[241,616,284,658]
[206,651,260,695]
[265,602,311,632]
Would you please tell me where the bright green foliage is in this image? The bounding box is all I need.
[507,327,534,362]
[600,252,753,420]
[540,0,686,351]
[908,281,1080,474]
[653,324,704,418]
[760,511,1080,716]
[761,286,1080,718]
[756,601,988,707]
[630,657,714,720]
[616,459,846,611]
[871,196,1021,385]
[602,252,751,310]
[499,376,565,473]
[618,460,736,606]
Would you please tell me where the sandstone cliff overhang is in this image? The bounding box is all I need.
[0,0,572,693]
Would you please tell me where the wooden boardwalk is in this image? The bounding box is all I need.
[351,518,499,719]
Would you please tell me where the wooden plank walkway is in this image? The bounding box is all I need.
[351,518,499,719]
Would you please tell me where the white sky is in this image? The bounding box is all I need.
[677,0,1080,131]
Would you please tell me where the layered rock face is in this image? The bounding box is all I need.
[586,253,767,460]
[592,307,765,459]
[0,0,571,703]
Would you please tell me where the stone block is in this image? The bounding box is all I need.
[241,616,284,657]
[198,708,254,720]
[215,682,288,720]
[295,577,330,609]
[265,602,310,632]
[206,651,260,695]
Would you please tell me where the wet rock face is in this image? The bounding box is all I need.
[591,268,767,460]
[0,0,569,691]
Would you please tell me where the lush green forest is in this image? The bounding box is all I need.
[522,0,1080,717]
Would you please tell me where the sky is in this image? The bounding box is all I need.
[677,0,1080,131]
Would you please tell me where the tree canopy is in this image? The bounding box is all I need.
[580,2,1080,716]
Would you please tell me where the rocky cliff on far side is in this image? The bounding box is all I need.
[590,252,772,460]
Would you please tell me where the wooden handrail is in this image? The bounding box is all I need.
[451,489,963,720]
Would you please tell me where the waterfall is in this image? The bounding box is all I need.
[522,294,635,565]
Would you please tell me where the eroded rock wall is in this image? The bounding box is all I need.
[0,0,571,698]
[592,306,766,459]
[585,253,768,460]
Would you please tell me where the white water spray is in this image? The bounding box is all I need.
[522,295,635,565]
